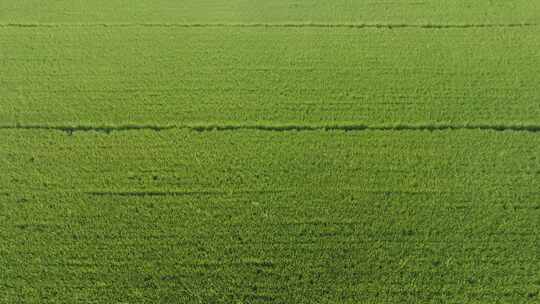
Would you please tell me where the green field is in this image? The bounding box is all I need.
[1,1,539,303]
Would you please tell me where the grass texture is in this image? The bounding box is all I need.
[2,26,539,126]
[1,1,539,303]
[2,129,539,303]
[1,0,539,24]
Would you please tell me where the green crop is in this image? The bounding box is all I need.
[1,1,539,303]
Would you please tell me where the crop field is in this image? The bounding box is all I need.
[1,1,539,303]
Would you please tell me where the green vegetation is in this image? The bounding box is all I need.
[1,0,539,24]
[2,129,539,303]
[2,26,539,126]
[1,1,539,303]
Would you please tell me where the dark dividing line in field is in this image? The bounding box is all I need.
[0,22,537,29]
[87,189,286,197]
[1,124,540,134]
[87,191,225,197]
[190,124,540,133]
[0,124,175,134]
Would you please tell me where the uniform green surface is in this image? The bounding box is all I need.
[2,129,539,303]
[1,0,539,24]
[2,26,539,126]
[1,1,539,303]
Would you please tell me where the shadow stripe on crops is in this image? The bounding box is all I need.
[1,124,540,134]
[0,23,537,29]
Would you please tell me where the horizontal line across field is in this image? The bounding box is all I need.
[1,123,540,134]
[0,22,537,29]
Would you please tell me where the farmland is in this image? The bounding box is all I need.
[1,1,539,303]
